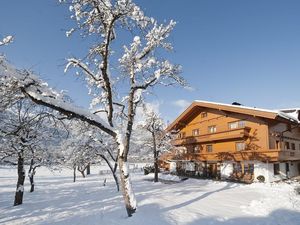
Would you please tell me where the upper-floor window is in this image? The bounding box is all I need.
[228,120,246,130]
[285,141,290,150]
[236,142,246,151]
[206,144,213,152]
[194,145,200,152]
[201,112,207,118]
[208,125,217,133]
[291,143,296,150]
[192,129,199,136]
[178,132,186,139]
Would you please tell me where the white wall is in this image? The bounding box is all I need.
[254,161,300,182]
[254,162,269,182]
[184,162,195,171]
[254,162,283,182]
[169,162,176,173]
[220,162,233,179]
[289,161,300,177]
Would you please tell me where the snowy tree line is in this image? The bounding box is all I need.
[0,0,185,217]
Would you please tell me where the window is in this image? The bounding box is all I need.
[244,164,254,174]
[275,140,280,149]
[201,112,207,118]
[188,146,195,153]
[285,141,290,150]
[228,120,246,130]
[236,142,246,151]
[192,129,199,136]
[208,125,217,133]
[233,163,242,173]
[273,163,280,175]
[178,132,186,139]
[206,145,213,152]
[291,143,295,150]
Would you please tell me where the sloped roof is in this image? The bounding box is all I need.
[167,100,299,131]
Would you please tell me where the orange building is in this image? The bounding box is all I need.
[162,100,300,183]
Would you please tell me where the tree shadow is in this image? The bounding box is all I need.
[187,209,300,225]
[162,182,236,212]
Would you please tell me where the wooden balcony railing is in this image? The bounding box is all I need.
[173,127,251,145]
[173,149,300,162]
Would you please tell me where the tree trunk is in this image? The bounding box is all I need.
[80,170,85,178]
[99,154,119,191]
[78,166,85,178]
[14,151,25,206]
[118,157,136,217]
[28,159,35,192]
[152,133,159,182]
[86,163,90,175]
[73,166,76,182]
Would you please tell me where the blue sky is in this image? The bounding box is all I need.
[1,0,300,123]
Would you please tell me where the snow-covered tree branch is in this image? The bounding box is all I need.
[1,0,186,217]
[0,35,14,47]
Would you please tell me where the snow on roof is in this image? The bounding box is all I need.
[194,100,299,123]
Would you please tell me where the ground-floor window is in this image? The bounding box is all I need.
[206,145,213,152]
[233,163,242,173]
[232,162,254,174]
[274,163,280,175]
[244,163,254,174]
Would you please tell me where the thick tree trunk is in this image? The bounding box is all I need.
[86,163,90,175]
[152,133,159,182]
[14,151,25,206]
[73,166,76,182]
[29,173,34,192]
[118,157,136,217]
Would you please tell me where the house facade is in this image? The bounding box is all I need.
[161,100,300,183]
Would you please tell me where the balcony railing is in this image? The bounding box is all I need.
[173,127,251,145]
[174,149,300,162]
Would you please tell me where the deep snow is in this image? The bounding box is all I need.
[1,166,300,225]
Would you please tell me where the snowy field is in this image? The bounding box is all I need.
[1,166,300,225]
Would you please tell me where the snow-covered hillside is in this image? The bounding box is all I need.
[1,166,300,225]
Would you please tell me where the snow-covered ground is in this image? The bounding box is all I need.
[1,166,300,225]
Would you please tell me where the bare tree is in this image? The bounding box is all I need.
[0,0,186,216]
[0,99,65,205]
[138,108,175,182]
[60,121,120,189]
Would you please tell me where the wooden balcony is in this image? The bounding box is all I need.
[278,150,300,161]
[176,149,300,162]
[173,127,251,145]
